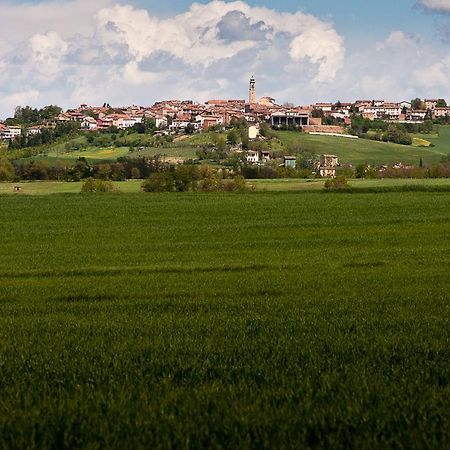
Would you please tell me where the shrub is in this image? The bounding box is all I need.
[81,178,115,193]
[223,176,248,192]
[324,176,350,190]
[142,173,174,192]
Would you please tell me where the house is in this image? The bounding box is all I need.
[248,125,259,140]
[259,97,277,107]
[154,115,168,129]
[399,101,412,110]
[313,103,333,112]
[26,126,42,136]
[169,120,189,131]
[247,150,260,164]
[408,110,427,121]
[424,99,443,110]
[1,125,22,140]
[433,107,450,118]
[96,117,114,130]
[198,115,222,130]
[319,154,338,178]
[81,116,98,131]
[261,150,271,162]
[284,156,297,169]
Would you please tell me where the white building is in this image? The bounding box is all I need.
[26,126,42,136]
[81,117,98,130]
[1,126,22,140]
[248,125,259,140]
[319,154,339,178]
[247,150,260,164]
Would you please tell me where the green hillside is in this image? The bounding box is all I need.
[274,129,450,166]
[7,126,450,168]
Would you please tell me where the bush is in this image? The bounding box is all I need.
[81,178,115,193]
[142,173,174,192]
[324,176,350,190]
[223,176,248,192]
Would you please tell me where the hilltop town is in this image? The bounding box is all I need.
[1,77,448,139]
[1,77,450,184]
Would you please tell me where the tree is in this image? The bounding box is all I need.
[311,108,324,118]
[142,173,174,192]
[355,164,367,179]
[81,178,115,193]
[131,167,141,179]
[436,99,447,108]
[185,123,196,135]
[324,176,350,190]
[411,98,425,110]
[0,158,15,181]
[227,128,240,146]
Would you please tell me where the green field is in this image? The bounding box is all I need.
[249,177,450,191]
[0,180,144,195]
[0,192,449,448]
[274,129,450,165]
[1,178,450,195]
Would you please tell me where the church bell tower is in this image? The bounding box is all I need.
[249,76,256,104]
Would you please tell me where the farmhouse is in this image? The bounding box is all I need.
[283,156,297,169]
[318,154,339,178]
[247,150,260,164]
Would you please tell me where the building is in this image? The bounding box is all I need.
[319,154,339,178]
[249,76,256,105]
[434,107,450,118]
[259,97,276,107]
[26,126,42,136]
[0,125,22,140]
[261,150,271,162]
[271,111,310,127]
[424,99,443,110]
[248,125,259,140]
[247,150,259,164]
[284,156,297,169]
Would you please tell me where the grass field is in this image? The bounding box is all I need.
[415,124,450,147]
[248,177,450,191]
[1,178,450,195]
[0,192,448,448]
[0,180,144,195]
[274,129,450,165]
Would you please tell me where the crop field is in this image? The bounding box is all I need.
[248,177,450,192]
[274,130,450,165]
[0,180,144,195]
[1,178,450,195]
[0,192,449,449]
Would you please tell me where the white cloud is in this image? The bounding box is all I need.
[29,32,69,77]
[419,0,450,13]
[376,31,420,50]
[94,1,344,75]
[0,0,347,117]
[412,56,450,89]
[0,1,449,118]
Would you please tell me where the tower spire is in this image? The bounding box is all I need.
[249,76,256,104]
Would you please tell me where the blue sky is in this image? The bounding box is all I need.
[0,0,449,116]
[135,0,441,40]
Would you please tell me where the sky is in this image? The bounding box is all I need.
[1,0,450,117]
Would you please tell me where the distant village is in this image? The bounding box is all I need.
[1,77,448,137]
[0,77,449,178]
